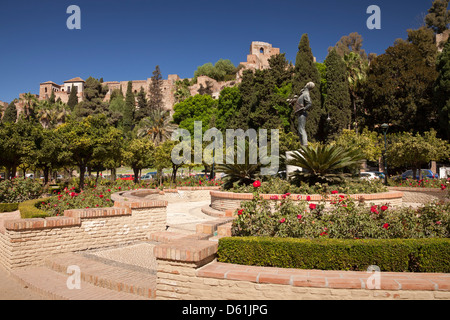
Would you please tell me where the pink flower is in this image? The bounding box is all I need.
[436,221,442,225]
[306,196,311,201]
[253,180,261,188]
[309,203,317,210]
[371,205,379,214]
[285,193,291,197]
[297,214,302,220]
[270,195,279,200]
[279,218,286,223]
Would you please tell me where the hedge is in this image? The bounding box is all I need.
[18,198,51,219]
[0,203,19,213]
[217,237,450,273]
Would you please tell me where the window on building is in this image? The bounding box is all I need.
[260,48,264,54]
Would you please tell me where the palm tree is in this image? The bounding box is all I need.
[286,144,364,185]
[20,92,38,118]
[344,52,368,132]
[137,109,177,146]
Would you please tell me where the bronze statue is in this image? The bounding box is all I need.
[288,82,315,146]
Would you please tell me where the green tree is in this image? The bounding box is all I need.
[149,65,164,112]
[74,77,109,118]
[194,59,237,82]
[56,115,122,190]
[364,41,438,133]
[332,128,382,163]
[292,34,324,142]
[172,94,217,135]
[2,102,17,123]
[425,0,450,34]
[215,86,242,132]
[343,52,368,131]
[434,39,450,140]
[123,81,136,135]
[122,138,155,184]
[135,86,149,122]
[324,48,352,139]
[67,85,78,110]
[137,109,177,146]
[386,130,450,179]
[407,27,439,67]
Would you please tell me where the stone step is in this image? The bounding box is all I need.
[10,265,151,300]
[43,252,156,299]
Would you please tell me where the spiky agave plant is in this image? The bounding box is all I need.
[286,144,364,185]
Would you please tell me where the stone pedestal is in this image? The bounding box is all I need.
[286,151,303,180]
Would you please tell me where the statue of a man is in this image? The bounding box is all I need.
[289,82,315,146]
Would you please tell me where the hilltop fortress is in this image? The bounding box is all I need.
[36,41,281,111]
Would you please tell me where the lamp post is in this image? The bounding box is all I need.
[381,123,389,185]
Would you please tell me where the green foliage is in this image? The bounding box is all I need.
[434,39,450,140]
[19,197,51,219]
[0,203,19,213]
[332,128,382,162]
[216,86,242,132]
[172,94,217,135]
[364,41,438,133]
[123,81,135,134]
[286,144,365,185]
[425,0,450,34]
[149,65,164,112]
[218,237,450,272]
[74,77,109,119]
[194,59,237,82]
[2,102,17,123]
[323,49,352,138]
[40,186,114,217]
[386,130,450,172]
[67,85,78,111]
[122,138,155,183]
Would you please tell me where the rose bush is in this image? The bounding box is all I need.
[232,189,450,239]
[0,178,44,203]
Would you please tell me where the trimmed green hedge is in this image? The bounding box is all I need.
[217,237,450,273]
[0,203,19,213]
[18,198,51,219]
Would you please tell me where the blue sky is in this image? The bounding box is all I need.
[0,0,438,103]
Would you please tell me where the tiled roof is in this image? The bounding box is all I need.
[64,77,85,83]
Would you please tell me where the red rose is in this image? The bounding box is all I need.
[99,195,104,198]
[383,223,389,229]
[270,195,279,200]
[297,214,302,220]
[253,180,261,188]
[285,193,291,197]
[331,190,338,195]
[309,203,317,210]
[238,209,244,216]
[371,205,379,214]
[279,218,286,223]
[306,196,311,201]
[381,205,388,211]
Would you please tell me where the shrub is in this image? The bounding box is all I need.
[0,203,19,213]
[217,237,450,273]
[0,178,44,203]
[19,198,51,219]
[232,189,450,239]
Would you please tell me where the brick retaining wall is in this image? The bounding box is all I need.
[153,235,450,300]
[0,196,168,270]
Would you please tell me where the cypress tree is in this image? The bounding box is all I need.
[434,39,450,140]
[67,85,78,110]
[123,81,135,134]
[149,65,164,112]
[323,48,352,139]
[293,34,324,142]
[2,102,17,123]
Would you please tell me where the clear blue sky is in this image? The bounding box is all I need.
[0,0,437,103]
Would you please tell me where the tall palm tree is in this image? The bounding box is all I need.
[344,52,368,132]
[137,109,177,146]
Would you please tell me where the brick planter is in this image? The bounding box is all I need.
[209,190,404,215]
[0,192,168,270]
